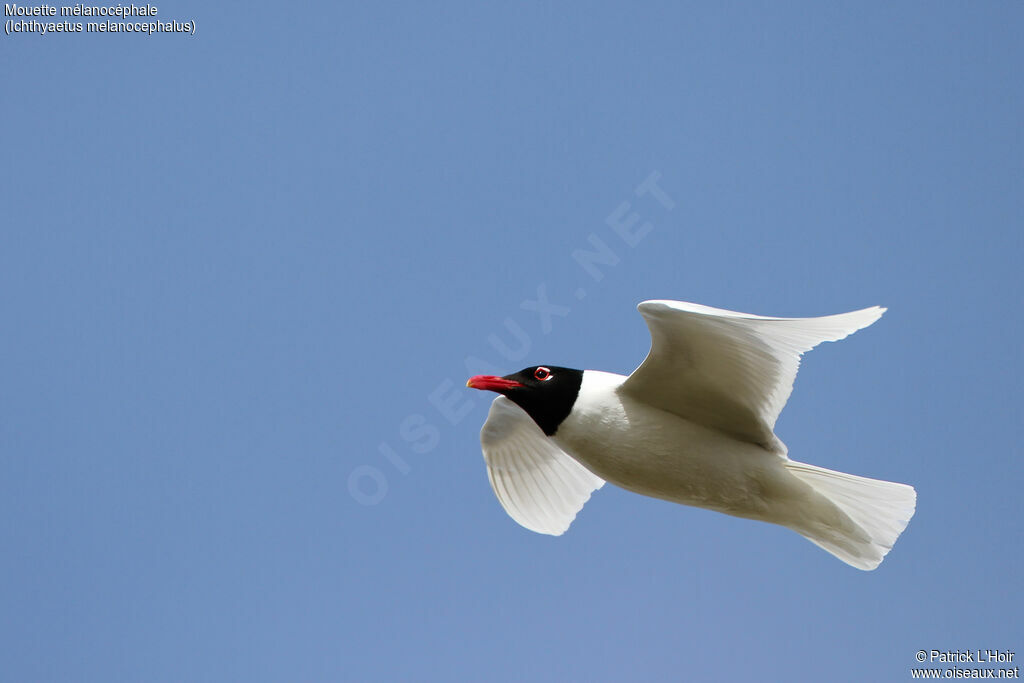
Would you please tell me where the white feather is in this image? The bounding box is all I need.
[783,461,917,570]
[480,396,605,535]
[621,300,885,453]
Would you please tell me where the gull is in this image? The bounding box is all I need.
[467,300,916,570]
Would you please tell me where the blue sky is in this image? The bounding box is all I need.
[2,2,1021,681]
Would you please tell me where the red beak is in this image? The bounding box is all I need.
[466,375,523,392]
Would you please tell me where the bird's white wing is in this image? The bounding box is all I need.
[620,300,885,452]
[480,396,605,535]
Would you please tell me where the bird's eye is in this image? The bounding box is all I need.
[534,367,552,381]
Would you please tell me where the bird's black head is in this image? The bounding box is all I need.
[467,365,583,436]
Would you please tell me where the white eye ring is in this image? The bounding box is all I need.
[534,367,552,381]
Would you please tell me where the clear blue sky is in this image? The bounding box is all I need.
[2,2,1021,681]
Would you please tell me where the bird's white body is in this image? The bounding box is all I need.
[472,300,917,570]
[553,370,794,521]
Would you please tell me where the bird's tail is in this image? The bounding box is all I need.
[783,460,916,571]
